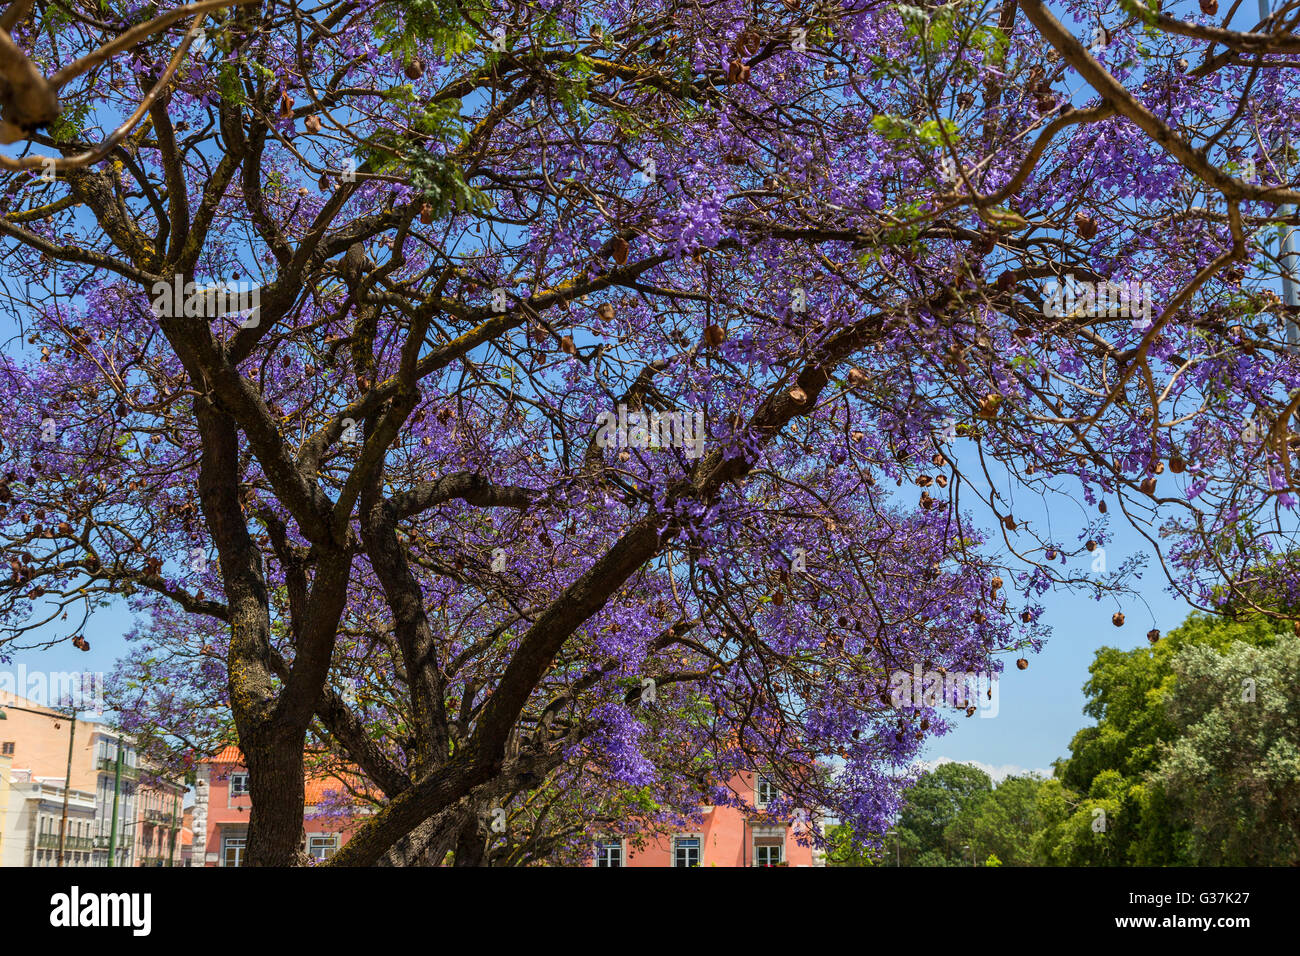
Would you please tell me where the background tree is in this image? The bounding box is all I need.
[1050,612,1279,864]
[1150,631,1300,865]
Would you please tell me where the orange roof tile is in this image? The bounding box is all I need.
[206,745,244,765]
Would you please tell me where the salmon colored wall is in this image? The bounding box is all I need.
[610,772,816,867]
[203,760,358,865]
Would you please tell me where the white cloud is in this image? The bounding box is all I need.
[917,757,1052,783]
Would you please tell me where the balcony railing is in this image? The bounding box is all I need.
[97,757,140,778]
[38,834,95,850]
[143,808,175,824]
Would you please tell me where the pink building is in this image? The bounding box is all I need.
[592,771,823,867]
[192,746,363,866]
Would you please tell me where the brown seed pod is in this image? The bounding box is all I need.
[726,58,750,84]
[846,367,868,388]
[1074,211,1098,240]
[560,336,577,355]
[1086,540,1097,552]
[404,58,424,80]
[304,114,322,134]
[1016,657,1028,670]
[704,323,726,347]
[1003,514,1017,531]
[419,202,434,224]
[596,302,615,321]
[279,90,294,119]
[1112,611,1125,627]
[1147,628,1161,644]
[1099,500,1107,513]
[991,575,1003,591]
[610,236,629,265]
[1021,610,1033,623]
[1169,455,1186,474]
[931,452,947,468]
[1140,476,1157,495]
[977,392,1003,420]
[935,474,948,488]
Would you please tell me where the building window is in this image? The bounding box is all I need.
[673,837,701,868]
[307,835,339,861]
[1,741,13,755]
[594,841,623,867]
[754,838,784,866]
[222,835,247,867]
[756,775,778,809]
[229,772,250,796]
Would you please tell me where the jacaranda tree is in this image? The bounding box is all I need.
[1,0,1299,864]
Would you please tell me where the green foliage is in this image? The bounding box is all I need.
[945,774,1047,866]
[1150,633,1300,864]
[1049,612,1282,865]
[375,0,488,60]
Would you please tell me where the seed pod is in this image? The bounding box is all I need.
[560,335,577,355]
[1169,455,1186,474]
[726,58,750,84]
[1200,0,1218,11]
[935,474,948,488]
[1140,475,1157,495]
[1112,611,1125,627]
[1074,211,1098,240]
[279,90,294,119]
[846,367,868,388]
[1147,628,1161,644]
[420,202,434,224]
[304,114,322,133]
[610,236,629,265]
[1021,610,1033,623]
[596,302,615,321]
[1003,514,1017,531]
[404,58,424,80]
[1046,549,1057,561]
[1016,658,1028,670]
[1099,500,1107,513]
[704,323,726,347]
[991,575,1003,591]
